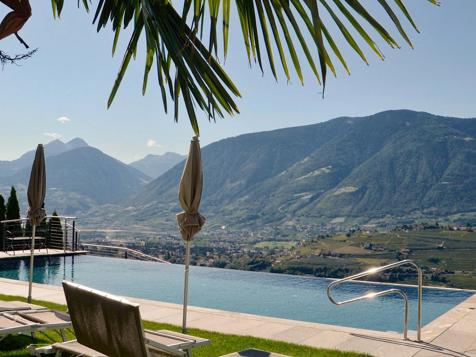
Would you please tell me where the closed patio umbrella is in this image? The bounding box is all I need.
[177,136,205,333]
[27,144,46,303]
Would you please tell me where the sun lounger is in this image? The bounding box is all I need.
[0,312,36,340]
[40,281,209,357]
[0,300,45,312]
[220,349,291,357]
[0,309,70,342]
[16,309,71,338]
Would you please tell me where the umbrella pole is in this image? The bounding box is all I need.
[28,224,36,303]
[182,240,191,333]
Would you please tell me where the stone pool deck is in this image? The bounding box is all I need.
[0,278,475,357]
[0,249,87,260]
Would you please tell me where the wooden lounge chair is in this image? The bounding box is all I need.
[0,309,70,342]
[39,281,209,357]
[220,349,291,357]
[0,300,45,312]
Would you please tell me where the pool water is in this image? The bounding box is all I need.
[0,255,472,333]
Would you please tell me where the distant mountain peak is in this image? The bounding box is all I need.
[67,138,89,148]
[48,139,63,144]
[130,151,185,178]
[144,152,183,159]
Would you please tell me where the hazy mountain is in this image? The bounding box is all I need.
[0,138,89,177]
[0,142,150,215]
[124,110,476,229]
[130,152,185,178]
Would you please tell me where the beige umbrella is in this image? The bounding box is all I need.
[27,144,46,303]
[177,136,205,333]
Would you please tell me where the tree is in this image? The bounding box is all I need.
[0,194,5,221]
[6,186,21,235]
[2,0,439,133]
[6,186,20,219]
[0,194,5,242]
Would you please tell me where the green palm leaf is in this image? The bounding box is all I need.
[51,0,438,135]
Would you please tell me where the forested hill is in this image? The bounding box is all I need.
[123,110,476,229]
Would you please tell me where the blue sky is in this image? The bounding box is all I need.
[0,1,475,163]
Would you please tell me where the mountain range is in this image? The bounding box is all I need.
[0,138,89,178]
[130,153,185,178]
[1,110,475,231]
[122,110,476,230]
[0,139,179,215]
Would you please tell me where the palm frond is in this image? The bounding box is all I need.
[51,0,439,134]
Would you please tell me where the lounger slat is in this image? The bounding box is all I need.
[145,329,209,346]
[0,315,31,329]
[1,309,71,341]
[0,301,44,312]
[52,340,107,357]
[17,310,70,325]
[144,331,193,349]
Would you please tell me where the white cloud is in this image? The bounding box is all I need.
[44,132,62,139]
[147,139,162,148]
[57,116,71,124]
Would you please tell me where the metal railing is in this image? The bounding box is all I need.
[327,259,423,341]
[81,243,169,263]
[0,216,79,253]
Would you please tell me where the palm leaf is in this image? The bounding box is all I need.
[51,0,438,134]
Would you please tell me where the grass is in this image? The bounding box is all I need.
[0,295,366,357]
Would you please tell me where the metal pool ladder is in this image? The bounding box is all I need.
[327,259,423,341]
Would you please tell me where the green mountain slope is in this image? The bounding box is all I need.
[125,110,476,229]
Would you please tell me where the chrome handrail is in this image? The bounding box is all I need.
[327,259,423,341]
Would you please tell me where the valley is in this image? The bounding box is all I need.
[80,224,476,290]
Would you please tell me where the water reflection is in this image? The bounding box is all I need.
[0,255,77,284]
[0,255,472,332]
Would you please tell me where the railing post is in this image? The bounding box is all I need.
[1,221,4,253]
[48,219,52,250]
[416,264,423,341]
[63,218,67,253]
[72,220,76,251]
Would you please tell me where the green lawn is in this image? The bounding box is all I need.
[0,295,366,357]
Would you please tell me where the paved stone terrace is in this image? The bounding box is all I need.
[0,249,86,260]
[0,278,475,356]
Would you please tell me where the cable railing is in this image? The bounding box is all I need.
[327,259,423,341]
[0,216,79,253]
[81,243,169,263]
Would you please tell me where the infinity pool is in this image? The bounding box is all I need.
[0,255,472,333]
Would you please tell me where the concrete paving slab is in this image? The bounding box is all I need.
[301,330,354,349]
[239,322,295,340]
[269,325,321,344]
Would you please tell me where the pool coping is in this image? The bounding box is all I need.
[0,249,87,261]
[1,277,475,356]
